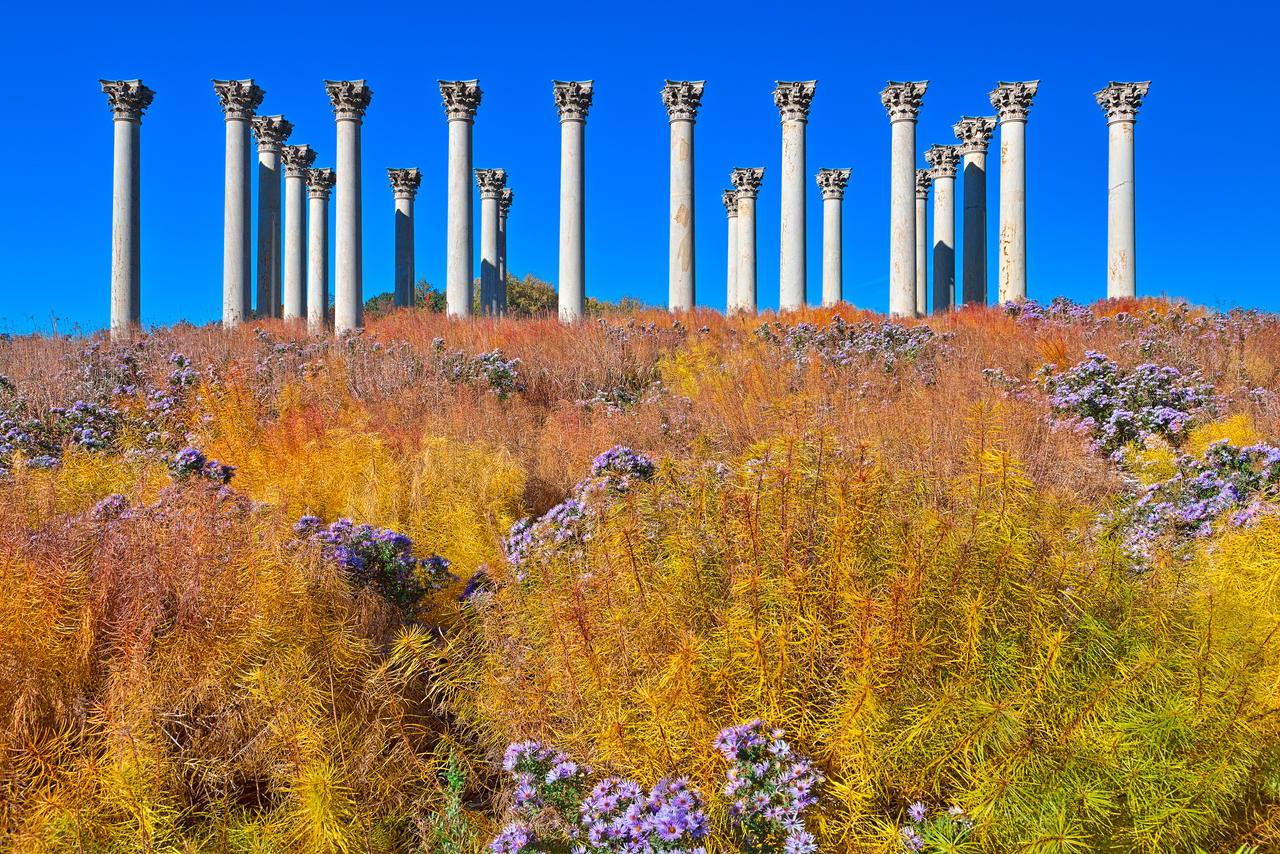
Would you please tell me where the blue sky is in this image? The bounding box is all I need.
[0,0,1275,333]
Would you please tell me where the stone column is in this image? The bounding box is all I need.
[439,81,483,317]
[775,81,817,311]
[387,168,421,309]
[213,79,264,327]
[100,79,154,341]
[953,116,997,307]
[989,81,1039,303]
[498,188,512,314]
[1095,81,1151,299]
[722,189,738,313]
[915,169,932,316]
[306,167,335,334]
[924,144,961,313]
[252,115,292,317]
[662,80,704,311]
[815,169,849,307]
[325,80,372,334]
[730,168,765,315]
[281,144,315,322]
[881,81,928,318]
[554,81,593,323]
[475,169,507,315]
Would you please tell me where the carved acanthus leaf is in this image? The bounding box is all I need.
[989,80,1039,121]
[324,80,372,121]
[212,79,264,120]
[774,80,817,122]
[880,81,928,121]
[439,80,483,120]
[101,79,155,121]
[814,168,851,200]
[1095,81,1151,122]
[952,116,997,155]
[553,80,594,121]
[924,144,962,179]
[662,80,705,122]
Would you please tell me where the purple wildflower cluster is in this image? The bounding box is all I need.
[755,317,942,376]
[501,740,592,821]
[896,803,973,852]
[168,446,236,484]
[505,447,656,577]
[1002,297,1096,326]
[90,493,131,521]
[440,349,526,399]
[1040,351,1215,455]
[714,721,821,854]
[292,516,457,613]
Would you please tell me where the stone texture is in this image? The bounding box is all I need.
[881,81,928,317]
[815,168,849,308]
[252,115,293,318]
[1095,81,1150,299]
[498,188,512,314]
[953,115,997,306]
[475,168,507,315]
[990,81,1039,303]
[388,168,421,310]
[439,80,482,317]
[722,189,738,313]
[775,81,817,311]
[663,80,704,311]
[101,79,153,340]
[915,169,932,316]
[213,79,264,327]
[281,144,316,321]
[924,144,961,313]
[325,80,372,334]
[554,81,593,323]
[730,168,765,315]
[306,167,335,334]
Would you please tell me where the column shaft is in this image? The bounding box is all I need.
[109,117,141,338]
[283,173,306,320]
[821,197,841,307]
[1107,120,1137,298]
[737,197,757,314]
[394,197,414,308]
[932,175,956,313]
[446,119,473,316]
[779,120,806,310]
[497,212,508,314]
[558,119,586,322]
[889,120,916,317]
[223,118,252,325]
[334,120,361,332]
[480,195,500,314]
[669,119,695,309]
[961,152,987,305]
[307,194,328,333]
[998,119,1027,302]
[915,196,928,315]
[256,150,282,316]
[726,215,738,312]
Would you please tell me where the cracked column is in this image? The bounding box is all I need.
[953,115,997,306]
[213,79,264,327]
[815,169,849,307]
[253,115,292,317]
[476,169,507,315]
[439,81,482,317]
[924,145,961,313]
[1096,81,1151,299]
[554,80,593,323]
[915,169,932,316]
[386,168,421,309]
[100,79,154,341]
[730,168,765,315]
[305,167,335,334]
[722,190,738,313]
[498,188,512,314]
[325,80,372,334]
[881,81,928,317]
[990,81,1039,303]
[281,144,315,321]
[663,80,704,311]
[776,81,817,311]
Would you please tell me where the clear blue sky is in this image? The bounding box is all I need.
[1,0,1275,333]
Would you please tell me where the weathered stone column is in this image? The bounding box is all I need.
[953,115,997,306]
[554,81,593,323]
[722,189,738,313]
[915,169,932,316]
[252,115,292,317]
[498,188,512,314]
[100,79,154,341]
[306,167,335,334]
[475,169,507,315]
[730,168,765,315]
[386,168,421,309]
[1095,81,1151,299]
[881,81,928,318]
[662,80,704,311]
[325,80,372,334]
[775,81,817,311]
[281,144,315,322]
[989,81,1039,303]
[439,81,482,317]
[213,79,264,327]
[924,144,961,313]
[815,169,849,307]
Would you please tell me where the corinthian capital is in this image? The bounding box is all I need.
[251,115,293,150]
[474,168,507,199]
[306,167,335,200]
[553,80,594,122]
[722,189,738,216]
[924,144,962,179]
[989,81,1040,121]
[281,145,317,178]
[1095,81,1151,122]
[952,116,997,155]
[499,187,514,216]
[439,80,482,121]
[100,79,154,122]
[880,81,928,122]
[212,79,264,120]
[815,168,850,200]
[915,168,933,200]
[774,80,817,122]
[388,168,422,200]
[730,167,765,199]
[324,80,372,121]
[662,80,705,122]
